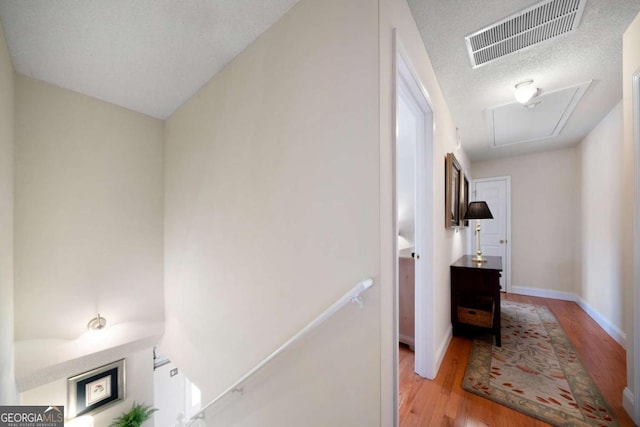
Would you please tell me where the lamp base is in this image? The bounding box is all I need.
[471,255,487,263]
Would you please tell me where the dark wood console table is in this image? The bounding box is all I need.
[450,255,502,346]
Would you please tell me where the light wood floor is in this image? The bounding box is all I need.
[399,293,637,426]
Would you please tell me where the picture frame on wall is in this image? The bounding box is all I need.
[67,359,125,419]
[461,174,470,227]
[445,153,461,228]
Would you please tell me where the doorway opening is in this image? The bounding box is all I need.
[394,40,435,379]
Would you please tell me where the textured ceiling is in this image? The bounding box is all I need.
[408,0,640,161]
[0,0,300,119]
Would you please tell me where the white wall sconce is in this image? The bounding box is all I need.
[514,80,538,104]
[87,313,107,331]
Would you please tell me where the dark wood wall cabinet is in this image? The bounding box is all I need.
[450,255,503,346]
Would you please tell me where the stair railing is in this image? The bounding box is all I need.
[185,277,374,426]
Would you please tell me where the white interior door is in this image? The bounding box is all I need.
[473,177,511,292]
[395,45,435,380]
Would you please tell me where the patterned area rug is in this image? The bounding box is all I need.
[463,301,619,426]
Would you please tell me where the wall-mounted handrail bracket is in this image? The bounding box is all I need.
[185,278,374,426]
[351,295,364,308]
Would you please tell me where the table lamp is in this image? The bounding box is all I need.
[464,201,493,263]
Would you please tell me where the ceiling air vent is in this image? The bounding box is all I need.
[465,0,586,68]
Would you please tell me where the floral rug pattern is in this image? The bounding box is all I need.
[463,301,618,427]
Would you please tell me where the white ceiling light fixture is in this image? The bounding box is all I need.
[87,313,107,331]
[514,80,538,104]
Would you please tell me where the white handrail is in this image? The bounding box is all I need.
[185,278,374,425]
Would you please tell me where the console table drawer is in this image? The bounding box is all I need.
[457,306,493,328]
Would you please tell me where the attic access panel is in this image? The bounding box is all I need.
[465,0,586,68]
[486,81,591,147]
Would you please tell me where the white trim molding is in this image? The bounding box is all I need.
[631,67,640,424]
[434,325,453,375]
[510,287,626,347]
[623,387,635,422]
[511,286,575,302]
[575,297,626,348]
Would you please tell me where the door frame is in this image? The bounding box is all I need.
[631,67,640,424]
[393,36,436,380]
[471,176,512,293]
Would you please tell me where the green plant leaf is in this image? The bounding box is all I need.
[109,402,158,427]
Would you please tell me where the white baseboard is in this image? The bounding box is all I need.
[434,325,452,375]
[510,286,626,348]
[623,387,636,423]
[511,286,576,301]
[574,297,626,348]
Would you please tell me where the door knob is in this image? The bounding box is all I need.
[500,239,507,244]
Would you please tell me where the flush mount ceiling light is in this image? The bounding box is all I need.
[87,313,107,331]
[514,80,538,104]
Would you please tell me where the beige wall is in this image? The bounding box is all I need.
[623,10,640,421]
[14,75,165,380]
[162,0,381,425]
[0,21,17,404]
[472,148,578,294]
[577,101,625,338]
